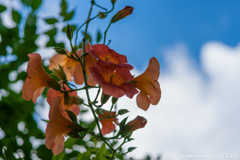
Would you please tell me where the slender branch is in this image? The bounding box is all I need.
[104,22,111,44]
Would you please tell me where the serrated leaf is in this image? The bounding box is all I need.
[45,18,58,24]
[0,5,7,13]
[12,10,21,23]
[96,30,102,43]
[63,10,74,21]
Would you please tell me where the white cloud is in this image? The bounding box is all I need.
[122,42,240,160]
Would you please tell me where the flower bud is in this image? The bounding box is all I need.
[111,6,134,23]
[126,116,147,132]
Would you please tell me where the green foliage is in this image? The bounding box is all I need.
[11,9,21,24]
[0,5,7,13]
[45,18,58,24]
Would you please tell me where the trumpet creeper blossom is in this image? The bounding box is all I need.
[86,44,133,70]
[89,61,138,98]
[22,53,60,103]
[47,84,80,116]
[132,57,161,111]
[97,109,119,135]
[45,97,75,156]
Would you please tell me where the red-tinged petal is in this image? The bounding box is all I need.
[101,120,116,135]
[136,92,150,111]
[73,63,84,85]
[45,97,74,155]
[148,81,161,105]
[87,44,128,64]
[32,87,45,103]
[52,135,65,156]
[89,67,105,85]
[69,105,80,116]
[101,83,125,98]
[22,78,37,101]
[47,88,62,106]
[120,83,138,98]
[49,54,66,71]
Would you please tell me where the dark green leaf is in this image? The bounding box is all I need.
[118,109,129,115]
[31,0,42,10]
[45,28,57,37]
[45,18,58,24]
[127,147,137,153]
[53,47,66,55]
[96,30,102,43]
[0,5,7,13]
[12,10,21,24]
[66,110,77,123]
[60,0,67,16]
[63,10,74,21]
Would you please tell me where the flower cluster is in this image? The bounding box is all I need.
[21,4,161,157]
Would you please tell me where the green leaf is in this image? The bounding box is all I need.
[66,110,77,123]
[82,31,92,42]
[118,109,129,115]
[64,137,77,149]
[77,153,91,160]
[63,10,74,21]
[12,10,21,24]
[0,5,7,13]
[96,30,102,43]
[45,18,58,24]
[127,147,137,153]
[119,117,128,129]
[31,0,42,10]
[60,0,67,16]
[53,47,66,55]
[45,28,57,37]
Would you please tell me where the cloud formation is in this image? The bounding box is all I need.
[123,42,240,160]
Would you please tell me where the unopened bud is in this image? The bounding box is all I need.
[111,6,133,23]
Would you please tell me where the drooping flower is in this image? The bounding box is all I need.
[132,57,161,111]
[126,116,147,132]
[89,60,138,98]
[47,84,80,116]
[111,6,134,23]
[97,109,119,135]
[22,53,60,103]
[45,97,75,156]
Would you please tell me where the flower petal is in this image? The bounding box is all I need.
[136,92,150,111]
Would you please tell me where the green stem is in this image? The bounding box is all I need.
[104,22,111,44]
